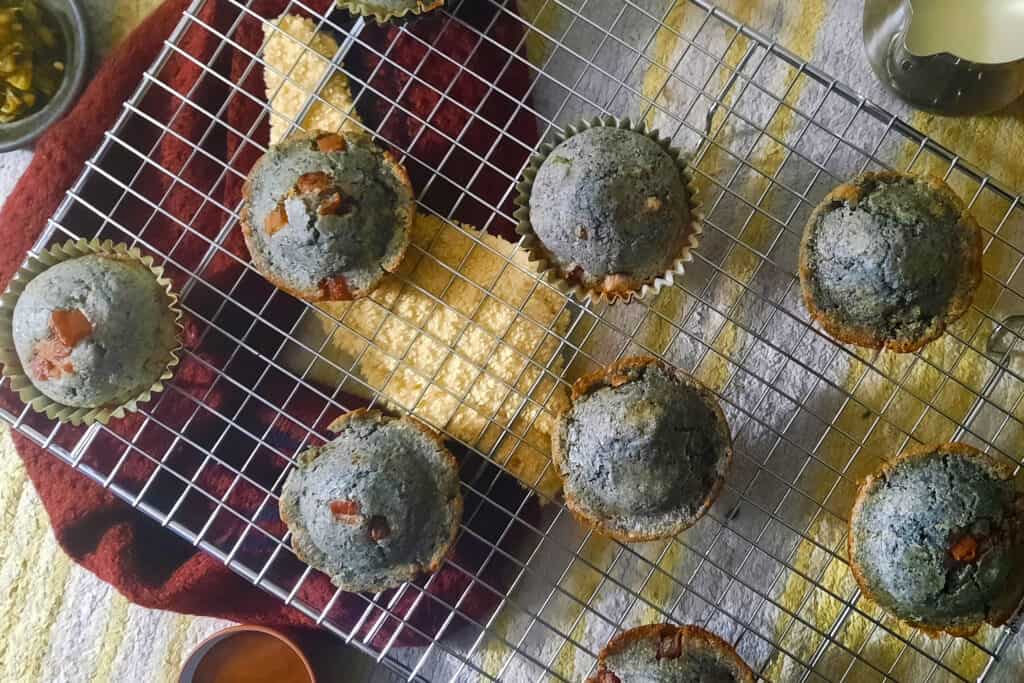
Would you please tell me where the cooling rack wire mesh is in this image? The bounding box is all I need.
[3,0,1024,681]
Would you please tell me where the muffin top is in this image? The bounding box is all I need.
[799,172,981,352]
[241,130,413,301]
[553,357,732,542]
[527,125,693,298]
[587,624,755,683]
[11,254,178,409]
[849,442,1024,634]
[279,409,462,592]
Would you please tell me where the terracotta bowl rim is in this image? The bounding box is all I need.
[178,624,316,683]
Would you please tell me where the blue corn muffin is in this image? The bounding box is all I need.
[11,254,178,409]
[553,357,732,542]
[336,0,444,22]
[587,624,755,683]
[241,130,413,302]
[849,442,1024,635]
[799,172,982,352]
[525,124,694,299]
[279,409,462,592]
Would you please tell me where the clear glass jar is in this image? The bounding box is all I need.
[863,0,1024,116]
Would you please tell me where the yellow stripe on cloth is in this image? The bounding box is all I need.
[38,559,120,681]
[549,535,617,680]
[634,1,696,365]
[89,595,131,683]
[501,4,837,679]
[515,0,572,77]
[633,0,750,631]
[110,0,164,46]
[632,0,827,639]
[159,614,196,682]
[0,428,27,543]
[766,51,1022,683]
[129,602,189,679]
[0,431,229,683]
[0,2,234,681]
[693,0,824,390]
[0,455,74,682]
[13,555,74,683]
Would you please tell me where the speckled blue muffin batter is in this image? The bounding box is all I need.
[849,443,1024,634]
[525,124,694,299]
[553,357,732,542]
[279,409,462,592]
[241,130,413,301]
[587,624,755,683]
[11,254,178,409]
[800,172,981,352]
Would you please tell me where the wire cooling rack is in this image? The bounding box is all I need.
[4,0,1024,681]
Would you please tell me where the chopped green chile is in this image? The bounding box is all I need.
[0,0,66,124]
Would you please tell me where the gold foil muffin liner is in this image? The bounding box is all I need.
[0,239,183,426]
[336,0,445,24]
[514,115,703,305]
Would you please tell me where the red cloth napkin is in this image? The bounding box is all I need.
[0,0,541,647]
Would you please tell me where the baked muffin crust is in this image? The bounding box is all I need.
[527,125,694,298]
[280,409,462,592]
[241,130,413,301]
[799,172,981,352]
[587,624,755,683]
[849,442,1024,635]
[553,357,732,542]
[11,254,178,408]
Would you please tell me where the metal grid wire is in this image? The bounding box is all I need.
[3,0,1024,680]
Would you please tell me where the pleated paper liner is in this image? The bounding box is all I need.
[0,239,183,426]
[336,0,445,24]
[513,115,703,305]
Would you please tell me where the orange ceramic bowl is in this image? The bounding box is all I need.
[178,625,316,683]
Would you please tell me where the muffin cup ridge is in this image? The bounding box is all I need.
[514,115,703,305]
[336,0,445,24]
[0,239,183,426]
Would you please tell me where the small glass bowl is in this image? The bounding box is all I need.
[0,0,91,152]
